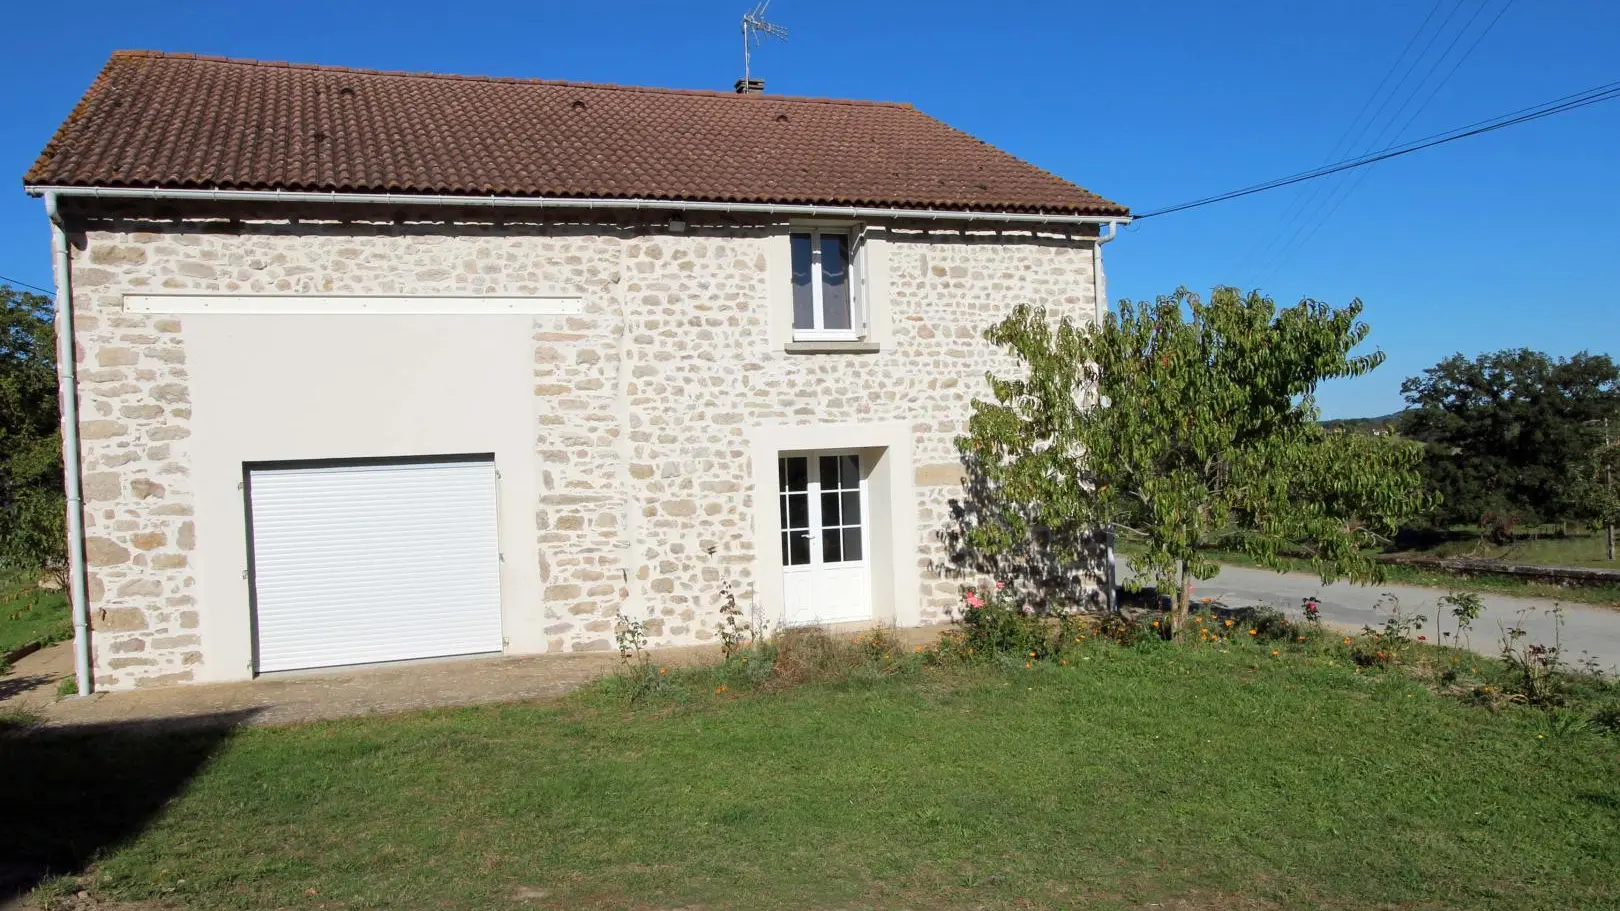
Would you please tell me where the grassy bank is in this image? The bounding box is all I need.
[10,634,1618,910]
[0,570,70,659]
[1196,546,1620,607]
[1116,539,1620,607]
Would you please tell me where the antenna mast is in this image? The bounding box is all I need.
[739,1,788,92]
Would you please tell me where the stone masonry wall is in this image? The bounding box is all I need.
[66,207,1098,688]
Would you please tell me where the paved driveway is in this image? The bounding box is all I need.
[1123,557,1620,673]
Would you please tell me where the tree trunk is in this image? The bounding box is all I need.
[1608,523,1615,562]
[1168,562,1191,636]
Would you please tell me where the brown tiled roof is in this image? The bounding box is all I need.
[24,51,1127,217]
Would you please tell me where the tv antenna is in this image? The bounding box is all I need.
[740,1,788,88]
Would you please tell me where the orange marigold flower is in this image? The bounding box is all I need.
[1152,621,1161,629]
[1248,629,1258,637]
[1224,619,1234,628]
[1343,637,1353,645]
[1024,662,1032,669]
[1271,650,1280,656]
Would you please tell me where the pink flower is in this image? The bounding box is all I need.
[965,592,984,608]
[995,580,1005,591]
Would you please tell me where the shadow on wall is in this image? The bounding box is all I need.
[936,453,1110,614]
[0,709,259,901]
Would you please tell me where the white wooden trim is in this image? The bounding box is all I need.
[123,295,584,315]
[790,228,860,340]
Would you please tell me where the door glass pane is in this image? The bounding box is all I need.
[782,456,807,493]
[820,490,841,526]
[786,493,808,530]
[841,491,861,526]
[781,531,790,566]
[819,233,851,330]
[790,233,815,330]
[821,527,843,563]
[818,455,839,489]
[788,530,811,565]
[842,527,863,562]
[839,454,859,487]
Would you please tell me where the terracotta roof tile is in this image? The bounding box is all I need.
[25,51,1127,217]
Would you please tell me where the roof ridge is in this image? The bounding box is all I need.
[106,49,915,110]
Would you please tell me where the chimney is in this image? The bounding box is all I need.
[734,78,765,94]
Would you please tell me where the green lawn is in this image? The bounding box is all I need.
[1119,537,1620,607]
[1414,527,1615,569]
[9,641,1619,910]
[0,569,70,658]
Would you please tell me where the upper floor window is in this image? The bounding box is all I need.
[790,229,862,341]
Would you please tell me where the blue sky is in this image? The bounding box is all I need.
[3,0,1617,418]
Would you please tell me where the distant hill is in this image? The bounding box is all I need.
[1321,411,1404,435]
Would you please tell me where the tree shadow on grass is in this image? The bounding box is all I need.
[0,710,259,901]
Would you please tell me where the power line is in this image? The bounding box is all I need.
[0,274,54,296]
[1258,0,1515,276]
[1235,0,1452,279]
[1133,78,1620,220]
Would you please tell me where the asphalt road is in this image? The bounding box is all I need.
[1120,557,1620,673]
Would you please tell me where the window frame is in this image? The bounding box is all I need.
[789,226,865,342]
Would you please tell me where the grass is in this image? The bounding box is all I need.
[9,631,1620,911]
[1194,546,1620,608]
[1116,536,1620,607]
[1412,527,1616,570]
[0,568,71,658]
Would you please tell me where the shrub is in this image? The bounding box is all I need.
[1349,593,1426,667]
[954,585,1060,660]
[1095,612,1156,647]
[1497,605,1570,706]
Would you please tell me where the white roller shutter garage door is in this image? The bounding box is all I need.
[247,458,503,673]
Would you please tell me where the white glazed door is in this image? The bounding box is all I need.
[779,452,871,626]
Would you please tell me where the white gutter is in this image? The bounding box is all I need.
[24,185,1132,228]
[1092,221,1119,613]
[44,191,93,696]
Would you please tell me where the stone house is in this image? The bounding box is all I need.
[24,51,1129,691]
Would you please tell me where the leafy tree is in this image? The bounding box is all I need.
[0,285,65,583]
[1398,349,1620,537]
[957,286,1430,633]
[1591,432,1619,560]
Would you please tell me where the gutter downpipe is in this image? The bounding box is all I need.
[1093,222,1120,613]
[45,191,93,696]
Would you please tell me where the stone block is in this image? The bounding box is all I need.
[96,347,139,367]
[82,471,122,502]
[80,420,128,440]
[132,531,166,550]
[97,608,147,631]
[85,537,130,566]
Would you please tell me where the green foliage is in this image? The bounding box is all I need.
[0,285,65,583]
[1399,349,1620,535]
[959,286,1431,631]
[949,586,1064,660]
